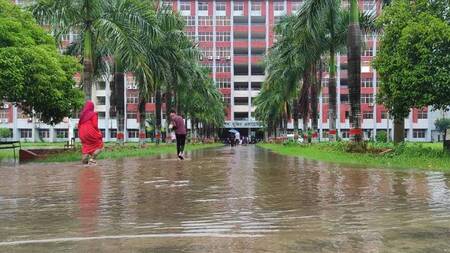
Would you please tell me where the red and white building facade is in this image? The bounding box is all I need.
[2,0,448,142]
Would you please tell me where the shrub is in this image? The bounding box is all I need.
[376,130,388,143]
[0,128,11,139]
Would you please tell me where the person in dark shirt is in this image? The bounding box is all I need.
[169,110,187,160]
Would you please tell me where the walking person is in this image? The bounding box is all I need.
[78,101,104,165]
[169,110,186,160]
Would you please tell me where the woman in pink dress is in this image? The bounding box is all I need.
[78,101,103,164]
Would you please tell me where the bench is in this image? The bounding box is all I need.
[0,141,21,161]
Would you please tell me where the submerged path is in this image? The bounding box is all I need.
[0,146,450,252]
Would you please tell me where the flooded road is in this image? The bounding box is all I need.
[0,146,450,252]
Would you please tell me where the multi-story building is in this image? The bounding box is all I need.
[2,0,448,142]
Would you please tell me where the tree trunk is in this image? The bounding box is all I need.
[393,118,405,144]
[82,30,94,101]
[310,63,319,131]
[112,69,125,145]
[138,94,146,147]
[165,90,173,143]
[300,68,311,132]
[329,47,337,140]
[155,87,162,144]
[348,0,362,142]
[293,98,299,139]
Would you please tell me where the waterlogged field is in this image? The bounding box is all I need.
[0,146,449,252]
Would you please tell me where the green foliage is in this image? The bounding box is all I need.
[435,118,450,133]
[376,130,388,143]
[0,128,11,139]
[260,142,450,170]
[0,0,84,124]
[373,0,450,119]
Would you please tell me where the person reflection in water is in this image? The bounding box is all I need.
[78,101,104,165]
[78,168,101,235]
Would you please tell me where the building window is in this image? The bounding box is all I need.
[216,79,231,89]
[216,31,230,42]
[363,0,376,12]
[198,1,208,11]
[413,129,426,139]
[38,129,49,139]
[128,129,139,138]
[110,129,117,138]
[185,31,196,41]
[274,16,283,24]
[251,1,261,11]
[96,81,106,90]
[201,47,213,58]
[183,16,195,26]
[274,0,284,11]
[127,112,137,119]
[363,48,373,57]
[381,111,389,119]
[234,1,244,11]
[55,129,68,139]
[418,110,428,119]
[161,1,172,9]
[292,1,303,12]
[98,112,106,119]
[198,16,213,26]
[97,96,106,105]
[341,94,349,104]
[202,62,214,72]
[0,109,8,119]
[222,94,231,106]
[216,1,226,11]
[363,111,373,119]
[20,129,32,138]
[361,93,374,104]
[216,62,231,73]
[216,16,230,26]
[361,78,372,87]
[322,95,329,104]
[180,1,190,11]
[341,129,350,138]
[217,47,231,58]
[127,94,139,104]
[199,31,213,41]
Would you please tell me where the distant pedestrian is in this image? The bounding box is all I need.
[170,110,186,160]
[78,101,103,165]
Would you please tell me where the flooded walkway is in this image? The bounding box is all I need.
[0,146,450,252]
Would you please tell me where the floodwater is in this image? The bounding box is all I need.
[0,146,450,253]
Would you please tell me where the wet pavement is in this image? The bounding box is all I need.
[0,146,450,252]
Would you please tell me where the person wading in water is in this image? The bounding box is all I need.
[169,110,187,160]
[78,101,104,165]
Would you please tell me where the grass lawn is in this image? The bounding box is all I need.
[0,142,223,163]
[258,142,450,171]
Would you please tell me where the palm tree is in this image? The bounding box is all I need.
[347,0,363,142]
[31,0,158,101]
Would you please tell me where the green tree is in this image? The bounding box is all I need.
[435,118,450,138]
[0,0,84,124]
[31,0,158,101]
[373,0,450,144]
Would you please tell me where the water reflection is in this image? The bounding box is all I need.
[0,146,449,252]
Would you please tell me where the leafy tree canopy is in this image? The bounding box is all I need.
[0,0,84,124]
[435,118,450,133]
[373,0,450,119]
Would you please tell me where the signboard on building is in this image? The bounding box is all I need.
[224,121,263,128]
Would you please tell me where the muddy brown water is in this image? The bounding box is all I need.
[0,146,449,252]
